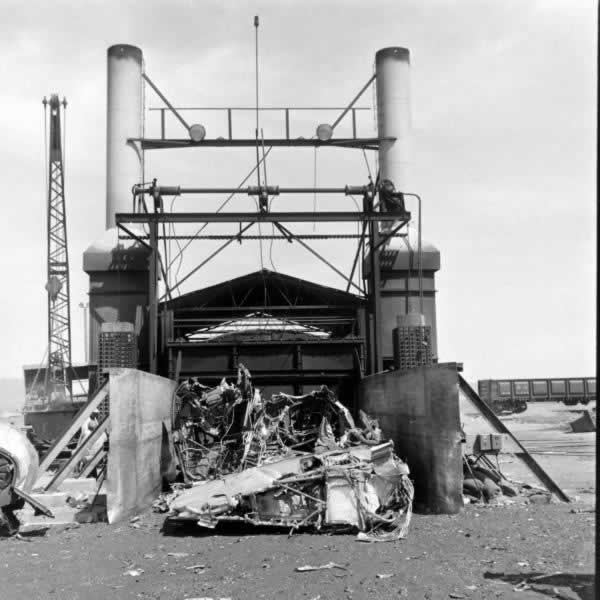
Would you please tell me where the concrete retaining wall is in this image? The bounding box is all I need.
[358,363,463,514]
[106,369,176,523]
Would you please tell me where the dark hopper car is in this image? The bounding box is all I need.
[478,377,596,414]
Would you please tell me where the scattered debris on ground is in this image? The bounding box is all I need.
[162,365,414,541]
[462,454,553,505]
[569,406,596,433]
[295,562,347,572]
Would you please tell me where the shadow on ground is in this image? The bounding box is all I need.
[160,518,335,538]
[484,571,595,599]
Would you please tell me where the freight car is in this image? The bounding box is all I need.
[478,377,595,414]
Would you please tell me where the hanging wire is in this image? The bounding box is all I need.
[260,129,278,273]
[169,196,185,296]
[166,149,273,271]
[349,194,364,293]
[361,147,372,182]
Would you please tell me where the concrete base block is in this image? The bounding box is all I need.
[17,493,107,530]
[33,476,99,495]
[27,491,71,508]
[58,477,99,494]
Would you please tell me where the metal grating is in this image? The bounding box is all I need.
[393,326,432,371]
[97,325,138,418]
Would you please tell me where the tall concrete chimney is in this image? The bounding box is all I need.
[364,47,441,368]
[83,44,150,371]
[375,47,411,194]
[106,44,143,228]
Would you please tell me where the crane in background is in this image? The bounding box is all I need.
[42,94,72,403]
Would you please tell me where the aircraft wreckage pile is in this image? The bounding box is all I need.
[160,366,414,541]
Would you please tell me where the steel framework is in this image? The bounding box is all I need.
[116,70,412,376]
[43,95,72,398]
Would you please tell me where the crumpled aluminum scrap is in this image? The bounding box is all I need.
[166,366,414,541]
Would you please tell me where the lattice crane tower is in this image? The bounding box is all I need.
[43,94,72,399]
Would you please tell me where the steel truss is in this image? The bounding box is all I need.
[117,181,410,375]
[126,70,409,374]
[44,95,72,399]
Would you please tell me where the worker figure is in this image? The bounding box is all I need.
[379,179,408,216]
[78,410,100,446]
[76,410,106,477]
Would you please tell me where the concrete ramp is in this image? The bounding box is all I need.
[458,375,570,502]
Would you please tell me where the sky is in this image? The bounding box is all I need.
[0,0,596,386]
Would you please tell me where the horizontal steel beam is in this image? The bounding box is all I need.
[174,370,357,380]
[168,305,361,313]
[148,106,371,111]
[117,212,410,224]
[168,337,363,347]
[174,319,355,326]
[121,233,402,241]
[130,137,392,150]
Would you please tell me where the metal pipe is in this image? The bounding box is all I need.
[142,73,190,132]
[78,302,89,364]
[403,193,423,314]
[331,73,376,131]
[149,221,158,373]
[134,185,369,196]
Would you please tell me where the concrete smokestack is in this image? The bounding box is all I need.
[368,47,440,366]
[106,44,143,228]
[375,47,411,193]
[84,45,149,370]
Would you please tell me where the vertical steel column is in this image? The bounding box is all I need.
[285,109,290,140]
[367,192,383,373]
[148,220,158,374]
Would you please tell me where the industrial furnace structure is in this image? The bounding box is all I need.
[83,42,441,400]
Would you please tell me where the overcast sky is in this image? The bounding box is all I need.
[0,0,595,385]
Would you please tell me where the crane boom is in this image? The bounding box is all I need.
[43,94,72,401]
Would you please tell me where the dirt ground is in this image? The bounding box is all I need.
[2,402,595,600]
[1,501,595,600]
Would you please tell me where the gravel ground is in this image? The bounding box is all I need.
[1,501,595,600]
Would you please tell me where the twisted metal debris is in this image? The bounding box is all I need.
[166,365,414,541]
